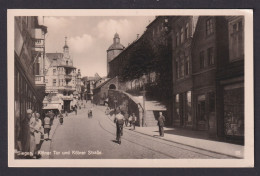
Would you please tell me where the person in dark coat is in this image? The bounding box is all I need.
[157,112,166,137]
[114,110,124,144]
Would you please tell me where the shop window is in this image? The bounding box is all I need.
[175,94,180,120]
[207,47,214,65]
[206,18,214,36]
[197,95,206,121]
[186,91,192,125]
[224,84,244,137]
[200,51,205,69]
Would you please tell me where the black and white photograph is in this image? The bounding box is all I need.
[7,9,253,167]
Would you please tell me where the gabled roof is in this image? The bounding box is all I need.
[46,53,63,67]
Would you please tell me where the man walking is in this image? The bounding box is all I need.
[157,112,165,137]
[44,114,51,140]
[131,113,137,130]
[114,110,124,145]
[29,110,37,158]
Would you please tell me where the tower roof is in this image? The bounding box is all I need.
[63,36,69,49]
[107,33,125,51]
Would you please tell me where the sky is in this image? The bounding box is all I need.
[39,16,155,77]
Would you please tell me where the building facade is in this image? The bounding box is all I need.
[171,16,198,129]
[43,38,80,113]
[107,16,173,127]
[14,16,47,152]
[216,16,244,143]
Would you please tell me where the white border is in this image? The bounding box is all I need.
[7,9,254,168]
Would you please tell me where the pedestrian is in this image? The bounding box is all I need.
[114,110,124,145]
[29,110,37,158]
[124,112,129,127]
[128,115,133,127]
[33,113,43,159]
[20,109,32,158]
[43,114,51,140]
[58,111,64,125]
[105,107,110,115]
[75,105,78,115]
[131,113,137,130]
[48,110,55,126]
[157,112,166,137]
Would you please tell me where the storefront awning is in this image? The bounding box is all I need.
[43,104,60,110]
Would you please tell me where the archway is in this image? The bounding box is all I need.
[109,84,116,90]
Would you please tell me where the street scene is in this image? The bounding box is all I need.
[13,15,245,160]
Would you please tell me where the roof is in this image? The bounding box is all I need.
[46,53,64,66]
[107,43,125,51]
[93,78,112,90]
[46,53,63,62]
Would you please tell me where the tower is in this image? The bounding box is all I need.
[63,36,72,66]
[107,33,125,76]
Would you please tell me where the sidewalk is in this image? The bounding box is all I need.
[97,105,244,158]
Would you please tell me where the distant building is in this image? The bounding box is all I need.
[82,73,101,101]
[43,37,80,112]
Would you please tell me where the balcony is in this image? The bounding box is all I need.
[64,74,72,80]
[35,75,45,86]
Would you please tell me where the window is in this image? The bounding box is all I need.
[45,79,48,83]
[176,60,179,79]
[180,28,184,43]
[229,19,244,61]
[186,91,192,125]
[176,32,180,46]
[180,59,184,78]
[185,23,189,40]
[175,94,180,120]
[200,51,205,69]
[209,92,215,112]
[53,69,56,75]
[53,79,56,86]
[206,18,214,36]
[207,47,214,65]
[185,58,190,75]
[34,62,40,75]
